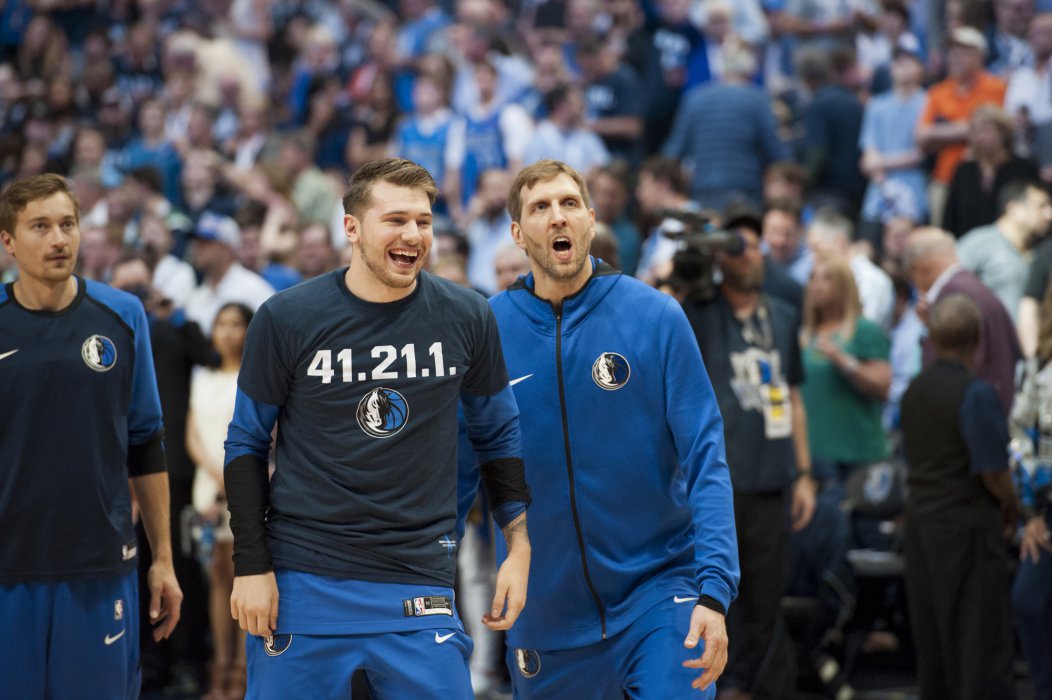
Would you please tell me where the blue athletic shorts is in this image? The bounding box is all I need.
[0,569,140,699]
[246,627,474,699]
[507,595,717,699]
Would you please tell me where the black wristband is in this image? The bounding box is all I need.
[480,457,532,510]
[697,595,726,616]
[225,454,273,576]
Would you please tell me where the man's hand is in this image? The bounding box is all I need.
[485,513,530,630]
[231,571,279,637]
[1021,516,1052,563]
[146,558,183,642]
[791,475,818,532]
[682,604,728,691]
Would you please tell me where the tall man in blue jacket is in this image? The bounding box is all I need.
[486,159,739,697]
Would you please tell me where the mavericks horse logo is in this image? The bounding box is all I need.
[515,648,541,678]
[263,634,293,657]
[81,334,117,372]
[356,387,409,438]
[591,352,630,391]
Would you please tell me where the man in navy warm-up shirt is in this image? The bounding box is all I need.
[0,174,182,699]
[224,158,531,699]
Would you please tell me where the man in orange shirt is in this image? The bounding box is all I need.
[917,26,1006,227]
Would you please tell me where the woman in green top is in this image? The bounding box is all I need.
[801,256,892,481]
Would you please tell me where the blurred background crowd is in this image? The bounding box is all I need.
[5,0,1052,697]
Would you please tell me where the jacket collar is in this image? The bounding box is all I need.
[504,257,622,334]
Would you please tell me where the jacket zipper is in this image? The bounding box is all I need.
[554,311,607,639]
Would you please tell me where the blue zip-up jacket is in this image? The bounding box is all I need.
[488,261,739,651]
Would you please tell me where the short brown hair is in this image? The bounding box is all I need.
[929,293,982,353]
[639,157,689,196]
[507,159,590,223]
[342,158,438,219]
[764,161,809,188]
[763,197,803,223]
[0,173,80,236]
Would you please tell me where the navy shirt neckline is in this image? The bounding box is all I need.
[4,275,86,318]
[332,267,425,315]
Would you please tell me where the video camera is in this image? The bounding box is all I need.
[657,208,747,304]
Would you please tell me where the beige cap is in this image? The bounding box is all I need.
[948,26,988,55]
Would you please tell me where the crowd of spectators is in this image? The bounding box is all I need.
[7,0,1052,696]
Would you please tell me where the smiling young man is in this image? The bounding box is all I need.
[478,160,739,697]
[223,158,531,698]
[0,174,182,698]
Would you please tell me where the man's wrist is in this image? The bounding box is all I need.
[150,553,174,567]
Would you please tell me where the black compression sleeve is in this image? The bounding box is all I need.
[479,457,531,510]
[697,595,726,616]
[225,453,273,576]
[128,430,167,476]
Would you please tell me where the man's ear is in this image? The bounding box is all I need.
[510,221,526,251]
[344,214,360,246]
[0,229,14,256]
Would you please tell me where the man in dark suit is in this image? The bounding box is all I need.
[904,227,1022,413]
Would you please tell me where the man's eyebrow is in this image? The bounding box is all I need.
[380,210,432,218]
[526,191,581,207]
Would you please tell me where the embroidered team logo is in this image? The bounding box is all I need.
[263,634,293,657]
[515,648,541,678]
[114,599,124,621]
[356,387,409,438]
[591,352,630,391]
[81,334,117,372]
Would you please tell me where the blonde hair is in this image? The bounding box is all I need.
[507,160,590,223]
[970,104,1015,151]
[801,255,863,345]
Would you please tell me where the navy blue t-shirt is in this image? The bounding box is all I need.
[230,269,514,588]
[0,278,166,583]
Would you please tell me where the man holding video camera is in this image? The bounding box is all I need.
[680,204,817,698]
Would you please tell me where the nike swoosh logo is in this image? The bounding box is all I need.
[104,630,126,645]
[674,596,699,604]
[510,374,533,386]
[0,349,18,362]
[435,631,456,644]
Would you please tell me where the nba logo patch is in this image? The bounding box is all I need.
[414,597,425,616]
[114,600,124,621]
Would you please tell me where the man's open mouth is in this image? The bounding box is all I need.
[389,248,419,268]
[552,236,572,259]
